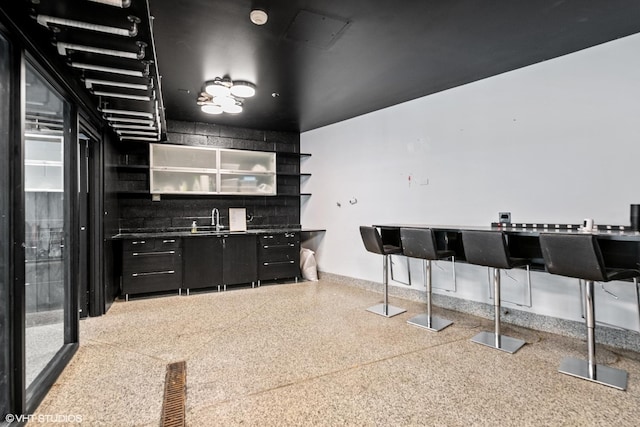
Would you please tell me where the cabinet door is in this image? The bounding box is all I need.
[222,234,257,285]
[183,237,223,289]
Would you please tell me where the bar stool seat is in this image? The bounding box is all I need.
[400,228,454,332]
[540,233,640,390]
[360,226,407,317]
[462,230,530,354]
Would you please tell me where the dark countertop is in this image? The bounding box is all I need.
[373,223,640,241]
[112,228,326,239]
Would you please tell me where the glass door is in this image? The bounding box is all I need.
[0,30,11,420]
[23,61,69,388]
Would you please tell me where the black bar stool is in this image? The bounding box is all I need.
[359,226,407,317]
[539,233,640,390]
[461,230,529,354]
[400,228,454,331]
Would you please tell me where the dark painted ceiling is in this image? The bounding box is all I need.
[6,1,640,134]
[151,0,640,132]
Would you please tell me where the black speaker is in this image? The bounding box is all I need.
[631,204,640,231]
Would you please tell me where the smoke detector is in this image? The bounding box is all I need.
[250,9,268,25]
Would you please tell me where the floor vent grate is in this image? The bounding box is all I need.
[160,361,186,427]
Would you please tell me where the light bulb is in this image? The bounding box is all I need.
[201,104,223,114]
[230,81,256,98]
[205,82,230,97]
[212,95,237,107]
[223,104,243,114]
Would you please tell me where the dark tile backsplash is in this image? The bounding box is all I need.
[110,120,301,233]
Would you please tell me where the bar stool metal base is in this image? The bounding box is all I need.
[407,313,453,332]
[367,303,406,318]
[471,331,526,354]
[559,357,628,390]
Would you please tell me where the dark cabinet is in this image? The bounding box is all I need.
[182,234,257,291]
[183,236,223,290]
[121,238,182,299]
[222,234,257,287]
[258,232,300,282]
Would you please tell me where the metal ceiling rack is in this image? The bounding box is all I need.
[29,0,166,142]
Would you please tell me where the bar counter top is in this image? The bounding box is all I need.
[374,223,640,241]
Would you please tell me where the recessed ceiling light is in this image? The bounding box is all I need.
[250,9,268,25]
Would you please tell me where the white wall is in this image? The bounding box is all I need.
[301,33,640,328]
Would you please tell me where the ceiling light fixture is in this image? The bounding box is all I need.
[198,77,255,115]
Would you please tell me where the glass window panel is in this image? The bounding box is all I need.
[24,62,68,388]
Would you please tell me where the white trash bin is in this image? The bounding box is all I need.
[300,248,318,281]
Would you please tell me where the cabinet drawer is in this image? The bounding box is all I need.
[260,241,298,250]
[259,232,299,245]
[122,239,155,251]
[122,269,181,295]
[156,238,181,249]
[123,250,181,274]
[259,260,299,281]
[260,246,298,262]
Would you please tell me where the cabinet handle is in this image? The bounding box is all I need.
[263,261,295,266]
[132,250,176,256]
[132,270,175,277]
[163,239,176,243]
[132,240,146,245]
[263,244,297,249]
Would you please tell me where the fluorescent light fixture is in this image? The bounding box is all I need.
[36,14,139,37]
[99,108,154,118]
[87,0,132,8]
[229,81,256,98]
[201,104,223,115]
[85,78,150,90]
[56,41,146,59]
[71,62,145,77]
[92,91,151,101]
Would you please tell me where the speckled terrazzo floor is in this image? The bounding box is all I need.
[31,279,640,426]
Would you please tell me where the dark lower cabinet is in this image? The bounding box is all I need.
[119,231,300,299]
[121,238,182,299]
[258,232,300,281]
[183,234,257,290]
[183,236,223,290]
[222,234,257,286]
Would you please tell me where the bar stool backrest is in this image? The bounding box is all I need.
[539,233,607,282]
[462,231,513,269]
[400,228,438,260]
[359,226,385,255]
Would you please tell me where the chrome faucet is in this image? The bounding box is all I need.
[211,208,221,231]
